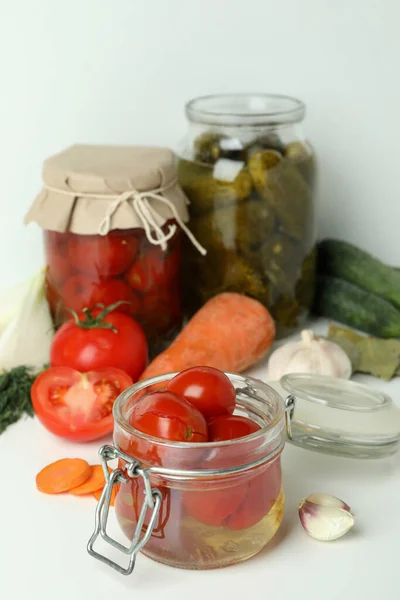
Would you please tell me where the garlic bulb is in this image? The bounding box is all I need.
[298,493,355,541]
[268,330,352,380]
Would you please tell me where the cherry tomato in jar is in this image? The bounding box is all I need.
[125,248,161,293]
[31,366,133,442]
[116,478,172,541]
[130,390,208,442]
[163,247,181,282]
[138,288,182,336]
[226,459,282,530]
[61,274,97,313]
[45,231,75,285]
[125,245,180,293]
[166,367,236,419]
[68,230,139,277]
[208,415,261,441]
[62,275,139,315]
[45,274,67,322]
[50,306,148,381]
[182,482,247,528]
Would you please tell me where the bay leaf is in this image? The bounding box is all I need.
[356,338,400,381]
[327,325,362,371]
[327,324,400,381]
[328,324,365,345]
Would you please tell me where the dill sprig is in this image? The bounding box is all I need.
[0,366,37,435]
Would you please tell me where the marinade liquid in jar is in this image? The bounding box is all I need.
[87,373,286,573]
[177,94,317,338]
[43,224,182,355]
[25,144,198,356]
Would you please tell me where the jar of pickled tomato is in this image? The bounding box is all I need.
[25,144,205,356]
[87,372,288,573]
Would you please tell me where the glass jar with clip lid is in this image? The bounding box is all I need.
[87,371,400,574]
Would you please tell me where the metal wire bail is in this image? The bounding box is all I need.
[87,444,162,576]
[285,394,296,440]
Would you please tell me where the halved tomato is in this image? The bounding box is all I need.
[31,366,133,442]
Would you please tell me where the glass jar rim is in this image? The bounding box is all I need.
[185,93,306,127]
[113,371,285,451]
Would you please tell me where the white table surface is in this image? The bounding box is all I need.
[2,321,400,600]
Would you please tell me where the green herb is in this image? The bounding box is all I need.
[328,324,400,381]
[0,366,37,434]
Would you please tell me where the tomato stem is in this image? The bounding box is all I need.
[66,301,131,333]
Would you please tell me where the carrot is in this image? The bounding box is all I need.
[93,485,117,506]
[36,458,91,494]
[69,465,109,496]
[140,293,275,380]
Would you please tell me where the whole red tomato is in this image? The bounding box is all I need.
[138,287,182,336]
[125,248,162,292]
[208,415,261,441]
[226,460,282,530]
[50,306,148,381]
[31,366,132,442]
[182,483,246,528]
[68,230,139,277]
[46,240,75,286]
[183,459,281,530]
[62,274,139,315]
[130,390,208,442]
[125,245,180,293]
[166,367,236,419]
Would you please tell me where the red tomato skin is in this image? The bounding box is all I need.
[138,288,183,337]
[226,459,282,530]
[61,275,139,316]
[50,312,148,381]
[89,279,140,315]
[125,259,152,292]
[68,231,139,277]
[44,231,75,286]
[130,390,208,443]
[208,415,261,442]
[182,483,247,528]
[165,367,236,419]
[125,246,180,293]
[31,366,132,442]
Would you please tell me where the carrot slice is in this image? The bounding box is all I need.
[69,465,104,496]
[93,485,117,506]
[36,458,91,494]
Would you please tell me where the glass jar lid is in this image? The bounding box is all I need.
[269,374,400,459]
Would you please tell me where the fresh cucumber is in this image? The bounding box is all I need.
[314,275,400,338]
[318,239,400,310]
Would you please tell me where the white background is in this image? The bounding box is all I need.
[1,5,400,598]
[1,0,400,290]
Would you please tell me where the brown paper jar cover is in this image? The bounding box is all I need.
[25,144,197,358]
[24,144,189,234]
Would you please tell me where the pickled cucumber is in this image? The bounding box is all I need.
[189,196,275,255]
[194,132,246,165]
[178,133,316,336]
[248,149,283,193]
[178,160,252,215]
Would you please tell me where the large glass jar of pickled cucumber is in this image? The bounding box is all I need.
[177,94,317,338]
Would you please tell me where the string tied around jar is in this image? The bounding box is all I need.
[43,181,207,255]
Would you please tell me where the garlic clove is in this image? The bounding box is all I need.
[305,492,352,513]
[298,493,354,541]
